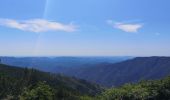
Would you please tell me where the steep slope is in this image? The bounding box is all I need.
[0,64,103,99]
[63,57,170,87]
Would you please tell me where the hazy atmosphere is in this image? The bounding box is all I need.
[0,0,170,100]
[0,0,170,56]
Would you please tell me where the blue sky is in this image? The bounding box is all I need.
[0,0,170,56]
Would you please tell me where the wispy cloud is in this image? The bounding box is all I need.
[107,20,143,33]
[0,18,77,33]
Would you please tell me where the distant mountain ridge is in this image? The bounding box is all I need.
[62,57,170,87]
[0,56,132,72]
[1,56,170,88]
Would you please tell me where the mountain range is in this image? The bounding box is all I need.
[1,56,170,99]
[1,56,170,87]
[0,56,131,73]
[62,57,170,87]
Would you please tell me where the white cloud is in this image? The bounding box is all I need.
[107,20,143,33]
[0,18,77,33]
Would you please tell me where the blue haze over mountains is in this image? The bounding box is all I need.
[64,57,170,87]
[1,56,170,87]
[0,56,132,72]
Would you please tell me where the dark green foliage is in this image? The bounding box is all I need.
[20,82,54,100]
[97,77,170,100]
[0,64,103,100]
[1,63,170,100]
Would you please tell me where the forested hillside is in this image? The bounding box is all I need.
[0,64,103,100]
[63,57,170,87]
[1,60,170,100]
[94,76,170,100]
